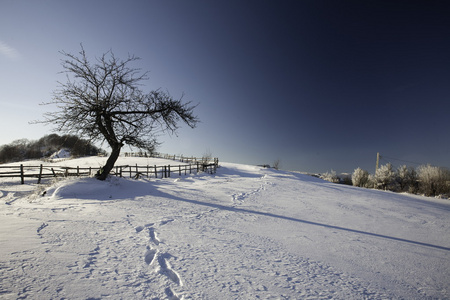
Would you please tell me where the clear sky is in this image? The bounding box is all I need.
[1,0,449,173]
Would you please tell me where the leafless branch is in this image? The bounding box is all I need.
[34,45,199,179]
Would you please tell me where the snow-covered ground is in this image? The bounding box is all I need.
[49,149,71,159]
[1,156,449,299]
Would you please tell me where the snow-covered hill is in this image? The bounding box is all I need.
[1,157,449,299]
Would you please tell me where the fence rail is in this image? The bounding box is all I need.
[124,152,216,165]
[0,158,219,184]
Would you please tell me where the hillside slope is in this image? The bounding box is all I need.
[1,157,449,299]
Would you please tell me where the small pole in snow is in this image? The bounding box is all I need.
[376,152,380,173]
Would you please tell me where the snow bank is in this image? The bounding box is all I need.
[48,176,153,201]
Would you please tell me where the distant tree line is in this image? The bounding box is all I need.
[0,134,105,163]
[321,164,450,198]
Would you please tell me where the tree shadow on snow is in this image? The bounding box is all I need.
[154,187,450,252]
[215,166,265,179]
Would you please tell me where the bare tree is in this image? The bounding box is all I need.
[272,159,281,170]
[38,46,198,180]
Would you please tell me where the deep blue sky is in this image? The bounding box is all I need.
[1,0,449,173]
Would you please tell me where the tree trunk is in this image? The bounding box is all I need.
[95,145,121,180]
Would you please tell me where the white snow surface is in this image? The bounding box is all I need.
[50,149,71,159]
[1,157,449,299]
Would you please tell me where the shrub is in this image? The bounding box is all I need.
[396,165,418,193]
[352,168,369,187]
[417,164,450,197]
[375,163,395,190]
[366,174,376,189]
[351,163,449,198]
[321,170,339,183]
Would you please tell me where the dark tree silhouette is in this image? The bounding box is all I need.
[38,46,198,180]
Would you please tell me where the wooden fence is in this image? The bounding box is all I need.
[0,158,219,184]
[0,165,92,184]
[124,152,216,165]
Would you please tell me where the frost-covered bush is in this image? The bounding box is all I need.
[417,164,450,197]
[351,163,449,197]
[352,168,369,187]
[321,170,339,183]
[366,174,376,189]
[396,165,418,193]
[375,163,395,190]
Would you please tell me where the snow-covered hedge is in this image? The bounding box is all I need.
[351,164,450,198]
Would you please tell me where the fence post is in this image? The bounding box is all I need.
[155,165,157,178]
[37,164,43,184]
[20,164,24,184]
[77,166,80,176]
[168,165,171,177]
[179,165,181,176]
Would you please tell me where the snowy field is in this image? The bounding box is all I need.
[0,156,449,299]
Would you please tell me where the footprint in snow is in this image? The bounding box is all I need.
[139,222,184,296]
[144,246,157,265]
[159,218,174,226]
[135,225,145,233]
[135,223,154,233]
[37,223,48,235]
[165,287,181,300]
[157,254,182,286]
[148,227,160,245]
